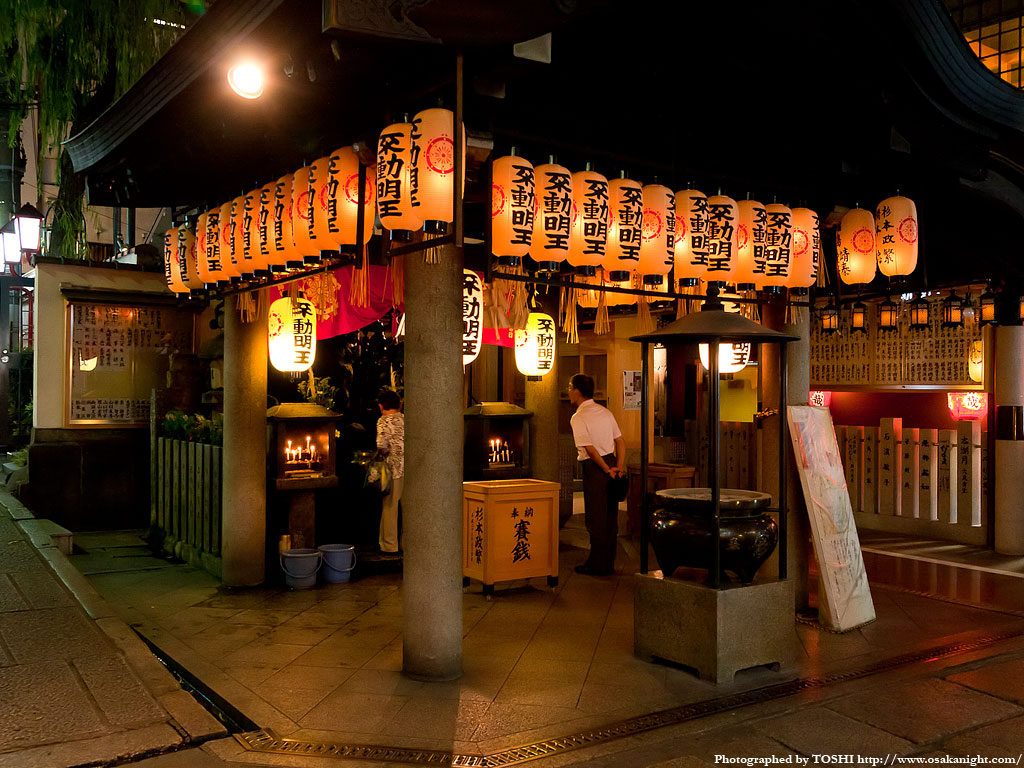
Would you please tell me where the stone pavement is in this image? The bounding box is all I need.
[0,489,227,768]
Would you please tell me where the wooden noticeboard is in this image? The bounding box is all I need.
[66,301,195,426]
[787,406,876,632]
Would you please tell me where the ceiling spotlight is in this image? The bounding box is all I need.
[227,62,264,99]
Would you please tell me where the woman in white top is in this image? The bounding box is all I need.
[376,389,404,553]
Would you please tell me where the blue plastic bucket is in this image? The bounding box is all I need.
[318,543,356,583]
[280,548,321,589]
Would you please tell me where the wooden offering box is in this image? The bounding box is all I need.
[463,479,559,595]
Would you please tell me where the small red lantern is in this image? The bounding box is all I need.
[947,392,988,422]
[808,390,832,408]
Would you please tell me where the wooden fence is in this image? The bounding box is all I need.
[153,438,223,559]
[835,418,987,545]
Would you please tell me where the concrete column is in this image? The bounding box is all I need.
[760,301,811,611]
[221,297,268,587]
[994,326,1024,555]
[525,357,559,484]
[403,243,464,681]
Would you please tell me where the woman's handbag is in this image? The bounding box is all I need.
[364,452,393,495]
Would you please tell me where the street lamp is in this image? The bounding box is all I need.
[13,203,43,252]
[0,221,19,264]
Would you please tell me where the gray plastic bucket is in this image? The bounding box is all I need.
[280,548,321,589]
[319,543,356,583]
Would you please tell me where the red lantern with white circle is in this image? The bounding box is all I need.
[790,207,820,291]
[704,195,739,283]
[530,160,573,272]
[735,199,766,290]
[605,175,642,282]
[808,390,832,408]
[377,122,423,237]
[876,195,918,277]
[491,154,535,265]
[762,203,793,290]
[410,107,465,234]
[837,207,877,285]
[569,167,608,275]
[947,392,987,422]
[674,188,710,287]
[637,184,674,286]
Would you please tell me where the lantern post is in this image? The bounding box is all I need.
[640,341,650,573]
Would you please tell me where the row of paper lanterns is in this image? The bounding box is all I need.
[835,198,919,284]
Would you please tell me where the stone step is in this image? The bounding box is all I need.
[18,518,74,555]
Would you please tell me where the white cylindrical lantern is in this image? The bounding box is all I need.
[704,195,739,283]
[530,160,573,271]
[377,122,423,236]
[969,339,984,383]
[491,154,535,265]
[875,195,918,277]
[605,175,643,281]
[735,199,766,290]
[637,184,674,286]
[463,269,483,366]
[268,294,317,372]
[515,312,556,377]
[410,107,465,233]
[837,207,877,285]
[699,342,751,375]
[568,167,608,274]
[790,207,820,290]
[762,203,793,289]
[674,188,710,287]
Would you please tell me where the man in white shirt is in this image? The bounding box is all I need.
[568,373,625,576]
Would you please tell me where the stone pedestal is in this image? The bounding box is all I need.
[634,573,796,683]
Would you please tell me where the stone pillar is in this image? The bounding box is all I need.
[525,355,558,484]
[221,298,268,587]
[760,301,811,611]
[994,326,1024,555]
[403,243,464,681]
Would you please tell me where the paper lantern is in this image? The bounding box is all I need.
[196,211,229,285]
[256,182,282,272]
[909,295,929,329]
[515,312,556,377]
[878,296,898,330]
[942,292,964,327]
[241,188,267,274]
[291,166,318,261]
[195,212,213,285]
[268,294,317,372]
[463,270,483,366]
[491,154,535,265]
[410,107,465,233]
[326,146,375,248]
[218,200,242,279]
[530,160,573,271]
[820,301,839,333]
[704,195,739,283]
[231,194,255,277]
[176,225,203,291]
[273,174,303,269]
[568,166,608,275]
[837,207,876,285]
[790,207,820,290]
[809,390,832,408]
[674,189,709,287]
[307,155,340,257]
[980,288,997,325]
[947,392,987,422]
[163,229,189,294]
[762,204,793,289]
[735,199,766,290]
[377,122,424,236]
[699,341,751,375]
[605,175,643,281]
[637,184,674,286]
[969,339,984,383]
[875,195,918,277]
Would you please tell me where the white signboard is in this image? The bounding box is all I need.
[787,406,876,632]
[622,370,642,410]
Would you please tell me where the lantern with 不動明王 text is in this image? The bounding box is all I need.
[762,203,793,291]
[568,165,608,275]
[605,174,643,282]
[734,199,766,290]
[969,339,984,383]
[463,270,483,366]
[268,294,317,373]
[515,312,556,378]
[491,153,535,266]
[704,195,738,284]
[530,159,573,272]
[377,122,423,239]
[875,195,918,278]
[947,392,987,422]
[837,207,876,285]
[410,107,465,234]
[790,207,820,292]
[674,188,709,288]
[698,341,750,375]
[637,183,674,286]
[195,212,221,286]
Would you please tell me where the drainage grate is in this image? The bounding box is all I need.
[235,627,1024,766]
